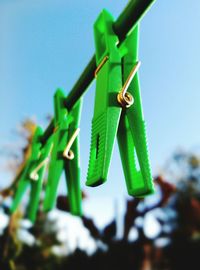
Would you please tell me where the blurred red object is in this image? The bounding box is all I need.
[155,176,176,206]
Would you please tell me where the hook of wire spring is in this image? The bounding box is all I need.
[63,128,80,160]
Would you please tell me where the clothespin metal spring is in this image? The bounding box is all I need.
[63,128,80,160]
[117,61,141,108]
[94,56,109,78]
[30,157,50,181]
[95,56,141,109]
[30,143,54,181]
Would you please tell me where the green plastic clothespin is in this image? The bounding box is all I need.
[86,10,122,187]
[10,126,43,216]
[117,24,154,196]
[26,136,53,222]
[43,89,82,216]
[86,9,155,197]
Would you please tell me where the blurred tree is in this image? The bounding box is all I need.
[160,150,200,270]
[1,118,200,270]
[0,119,37,199]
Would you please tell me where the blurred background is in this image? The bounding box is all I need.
[1,0,200,269]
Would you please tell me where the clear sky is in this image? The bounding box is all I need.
[1,0,200,226]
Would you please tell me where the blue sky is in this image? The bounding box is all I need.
[1,0,200,225]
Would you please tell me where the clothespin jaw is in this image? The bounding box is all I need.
[26,137,53,222]
[43,89,82,216]
[86,9,122,187]
[117,24,155,197]
[10,127,43,214]
[64,99,83,216]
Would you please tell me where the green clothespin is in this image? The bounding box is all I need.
[117,24,154,196]
[26,136,53,222]
[86,9,155,197]
[43,89,82,216]
[86,9,122,187]
[10,126,43,215]
[63,100,82,215]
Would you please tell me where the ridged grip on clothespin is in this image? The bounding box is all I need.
[86,9,122,186]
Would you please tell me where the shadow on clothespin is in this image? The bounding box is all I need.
[86,9,155,197]
[43,89,83,216]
